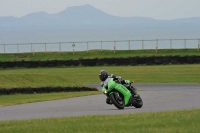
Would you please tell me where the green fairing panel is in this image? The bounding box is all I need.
[106,78,131,105]
[114,84,131,105]
[102,86,107,93]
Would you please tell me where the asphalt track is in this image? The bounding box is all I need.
[0,84,200,121]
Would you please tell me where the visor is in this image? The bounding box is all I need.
[99,74,106,81]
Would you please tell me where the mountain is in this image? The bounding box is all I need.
[0,4,200,44]
[2,4,192,29]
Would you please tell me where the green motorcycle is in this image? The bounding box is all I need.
[102,78,143,109]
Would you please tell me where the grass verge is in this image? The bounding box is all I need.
[0,64,200,88]
[0,91,101,106]
[0,49,200,61]
[0,109,199,133]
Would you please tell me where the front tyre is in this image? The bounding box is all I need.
[133,95,143,108]
[110,91,124,109]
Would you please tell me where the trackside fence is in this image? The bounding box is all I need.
[0,38,200,53]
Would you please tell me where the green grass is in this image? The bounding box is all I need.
[0,91,101,106]
[0,49,199,61]
[0,50,199,132]
[0,109,199,133]
[0,64,199,106]
[0,64,200,89]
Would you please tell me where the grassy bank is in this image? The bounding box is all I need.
[0,109,199,133]
[0,64,200,89]
[0,49,199,61]
[0,64,199,106]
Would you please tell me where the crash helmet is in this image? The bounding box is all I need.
[99,70,108,81]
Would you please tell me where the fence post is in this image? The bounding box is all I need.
[59,42,61,53]
[101,41,102,52]
[184,39,186,49]
[4,44,5,53]
[114,41,116,54]
[17,44,19,53]
[128,40,130,50]
[72,42,75,55]
[87,42,88,52]
[31,43,33,52]
[45,43,46,53]
[170,39,172,49]
[142,40,144,50]
[198,39,200,51]
[156,39,158,53]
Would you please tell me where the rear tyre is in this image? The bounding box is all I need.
[110,91,124,109]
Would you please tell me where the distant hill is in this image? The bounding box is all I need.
[1,4,200,30]
[0,4,200,44]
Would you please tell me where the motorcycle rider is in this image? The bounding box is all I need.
[99,69,138,105]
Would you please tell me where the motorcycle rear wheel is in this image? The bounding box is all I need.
[110,91,124,109]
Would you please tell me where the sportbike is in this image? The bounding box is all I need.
[102,78,143,109]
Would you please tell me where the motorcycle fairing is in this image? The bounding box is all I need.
[102,78,131,105]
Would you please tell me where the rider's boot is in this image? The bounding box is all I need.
[106,97,113,104]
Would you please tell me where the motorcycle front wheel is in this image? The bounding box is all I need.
[110,91,124,109]
[133,95,143,108]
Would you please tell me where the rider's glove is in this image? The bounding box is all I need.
[121,80,126,84]
[100,82,104,87]
[117,77,123,83]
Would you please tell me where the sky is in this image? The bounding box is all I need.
[0,0,200,20]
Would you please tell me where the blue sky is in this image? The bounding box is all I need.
[0,0,200,20]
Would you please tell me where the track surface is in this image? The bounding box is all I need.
[0,84,200,121]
